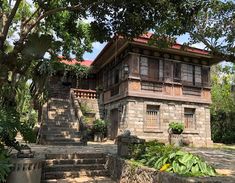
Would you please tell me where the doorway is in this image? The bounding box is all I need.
[110,108,119,140]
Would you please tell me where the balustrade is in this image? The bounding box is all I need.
[72,89,97,99]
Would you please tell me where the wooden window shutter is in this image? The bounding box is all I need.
[164,60,173,82]
[181,64,193,85]
[195,66,202,86]
[140,57,148,76]
[202,66,210,86]
[159,59,164,81]
[148,58,159,80]
[131,54,139,76]
[173,62,181,82]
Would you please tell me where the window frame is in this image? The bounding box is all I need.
[144,105,161,132]
[184,108,196,129]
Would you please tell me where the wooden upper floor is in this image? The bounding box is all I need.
[92,35,218,105]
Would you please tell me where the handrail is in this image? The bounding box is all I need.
[72,89,97,99]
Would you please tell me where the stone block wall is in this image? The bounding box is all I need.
[104,97,213,147]
[106,155,233,183]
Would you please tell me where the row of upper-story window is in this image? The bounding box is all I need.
[138,56,210,87]
[99,55,211,90]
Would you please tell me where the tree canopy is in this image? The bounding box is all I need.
[0,0,234,106]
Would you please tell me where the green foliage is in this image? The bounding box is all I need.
[169,122,184,134]
[0,107,36,151]
[80,103,91,115]
[130,141,217,177]
[0,147,12,183]
[211,64,235,144]
[92,119,107,135]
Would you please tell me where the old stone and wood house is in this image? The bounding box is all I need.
[47,33,219,147]
[89,33,219,147]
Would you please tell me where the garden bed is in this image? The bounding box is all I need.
[106,140,234,183]
[106,155,233,183]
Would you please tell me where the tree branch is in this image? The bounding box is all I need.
[190,32,235,63]
[22,7,41,27]
[0,0,22,49]
[18,4,82,44]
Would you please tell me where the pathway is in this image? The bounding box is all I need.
[184,147,235,180]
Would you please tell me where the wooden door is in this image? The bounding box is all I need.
[110,109,119,140]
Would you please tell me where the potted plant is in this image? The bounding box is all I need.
[92,119,107,142]
[169,122,184,134]
[168,122,184,146]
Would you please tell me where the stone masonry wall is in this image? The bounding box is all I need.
[104,97,213,147]
[106,155,233,183]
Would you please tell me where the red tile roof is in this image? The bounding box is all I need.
[58,57,93,67]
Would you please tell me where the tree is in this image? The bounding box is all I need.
[210,63,235,143]
[0,0,207,105]
[0,0,234,106]
[152,0,234,63]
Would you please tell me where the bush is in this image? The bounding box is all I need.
[92,119,107,135]
[0,107,36,151]
[0,146,12,182]
[211,110,235,144]
[129,141,217,177]
[169,122,184,134]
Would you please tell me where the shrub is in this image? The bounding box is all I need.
[92,119,107,135]
[169,122,184,134]
[130,141,217,177]
[0,146,12,183]
[0,107,36,151]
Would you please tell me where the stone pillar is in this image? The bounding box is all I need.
[116,130,145,158]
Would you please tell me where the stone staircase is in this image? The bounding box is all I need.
[41,153,114,183]
[40,98,83,146]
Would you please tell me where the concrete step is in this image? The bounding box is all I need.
[41,177,115,183]
[42,170,109,180]
[45,153,105,160]
[44,164,105,172]
[45,158,106,166]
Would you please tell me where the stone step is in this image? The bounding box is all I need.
[41,177,115,183]
[43,123,78,128]
[43,141,84,146]
[42,133,80,139]
[42,170,109,180]
[45,158,106,166]
[44,164,105,172]
[42,126,79,131]
[45,153,105,160]
[41,131,80,136]
[44,137,81,141]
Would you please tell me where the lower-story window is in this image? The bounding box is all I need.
[184,108,195,129]
[144,105,160,131]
